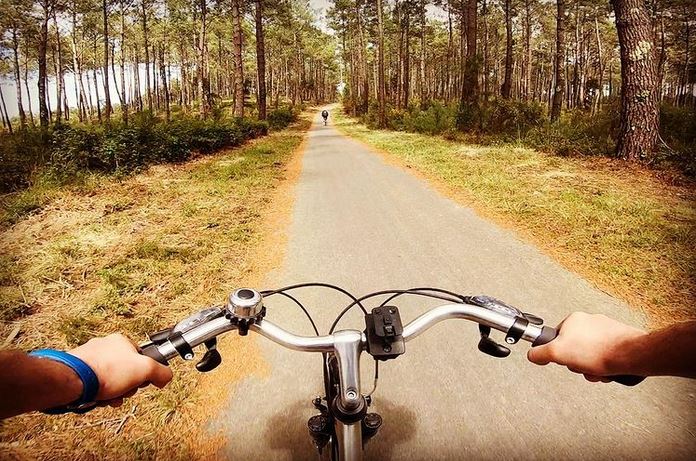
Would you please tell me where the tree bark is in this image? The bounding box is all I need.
[70,9,88,121]
[10,30,27,127]
[501,0,514,99]
[0,88,13,133]
[551,0,566,123]
[462,0,478,104]
[197,0,209,117]
[523,0,532,100]
[377,0,386,127]
[102,0,112,121]
[23,36,35,125]
[231,0,244,117]
[159,44,170,121]
[120,0,128,123]
[611,0,659,161]
[255,0,267,120]
[419,0,427,108]
[141,0,152,112]
[38,2,50,129]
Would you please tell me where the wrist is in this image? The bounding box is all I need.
[28,349,100,413]
[604,330,649,376]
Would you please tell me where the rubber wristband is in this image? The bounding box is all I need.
[28,349,100,414]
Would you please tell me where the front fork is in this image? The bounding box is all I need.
[308,330,382,461]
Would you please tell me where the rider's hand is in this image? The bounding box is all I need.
[70,334,173,407]
[527,312,646,382]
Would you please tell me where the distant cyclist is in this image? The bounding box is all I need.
[321,110,329,126]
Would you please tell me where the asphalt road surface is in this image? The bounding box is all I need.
[219,109,696,460]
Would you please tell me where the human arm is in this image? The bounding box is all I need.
[527,312,696,381]
[0,334,173,419]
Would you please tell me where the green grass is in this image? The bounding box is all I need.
[334,109,696,325]
[0,117,309,460]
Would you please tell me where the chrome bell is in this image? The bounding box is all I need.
[227,288,263,319]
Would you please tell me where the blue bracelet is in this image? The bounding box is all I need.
[28,349,100,414]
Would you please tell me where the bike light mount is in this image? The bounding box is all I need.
[365,306,405,361]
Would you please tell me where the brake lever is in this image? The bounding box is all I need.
[195,338,222,372]
[477,325,510,358]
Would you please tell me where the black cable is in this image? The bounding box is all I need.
[329,289,463,333]
[328,288,464,334]
[263,290,320,336]
[378,287,466,307]
[261,282,367,314]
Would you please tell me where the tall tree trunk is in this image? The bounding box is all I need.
[611,0,659,161]
[551,0,566,122]
[463,0,478,103]
[159,44,170,121]
[356,4,369,114]
[656,8,666,102]
[198,0,209,117]
[255,0,267,120]
[678,9,690,107]
[403,8,410,108]
[446,4,453,103]
[523,0,532,100]
[377,0,386,127]
[38,3,50,129]
[141,0,152,111]
[23,37,35,125]
[419,0,427,108]
[593,12,605,114]
[483,0,490,101]
[501,0,513,99]
[120,0,128,123]
[102,0,111,120]
[231,0,244,117]
[0,89,12,133]
[93,36,102,122]
[53,12,68,121]
[11,31,27,128]
[71,10,88,122]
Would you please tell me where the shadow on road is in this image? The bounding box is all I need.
[261,397,418,460]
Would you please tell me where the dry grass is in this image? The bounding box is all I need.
[0,116,310,460]
[334,110,696,327]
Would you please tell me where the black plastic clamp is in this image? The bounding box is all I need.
[505,317,529,344]
[169,331,195,360]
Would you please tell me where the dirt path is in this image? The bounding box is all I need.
[218,109,696,460]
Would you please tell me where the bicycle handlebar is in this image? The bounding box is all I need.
[139,291,644,386]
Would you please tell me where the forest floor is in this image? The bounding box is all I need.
[0,115,310,460]
[334,109,696,327]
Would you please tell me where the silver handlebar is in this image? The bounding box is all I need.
[149,302,546,362]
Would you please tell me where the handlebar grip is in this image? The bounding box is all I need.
[531,325,645,387]
[532,325,558,346]
[139,343,169,366]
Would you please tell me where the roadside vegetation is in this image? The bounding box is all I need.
[335,109,696,327]
[355,99,696,178]
[0,106,295,222]
[0,115,309,460]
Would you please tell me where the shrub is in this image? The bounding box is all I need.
[0,127,50,191]
[0,112,274,193]
[658,105,696,175]
[483,99,545,136]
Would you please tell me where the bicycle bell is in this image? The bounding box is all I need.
[227,288,263,319]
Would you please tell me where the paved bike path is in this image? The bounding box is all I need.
[220,109,696,460]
